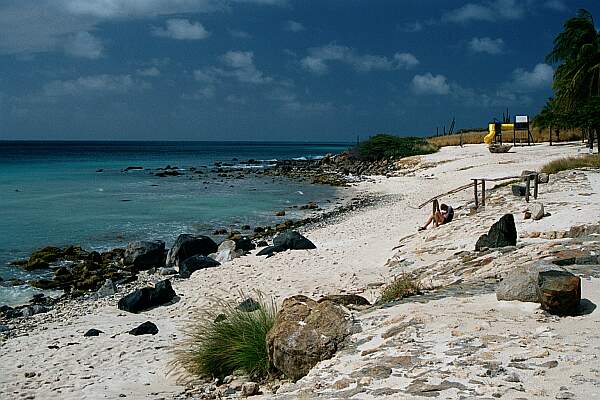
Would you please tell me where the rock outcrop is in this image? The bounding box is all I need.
[178,255,220,279]
[266,295,353,381]
[124,240,166,271]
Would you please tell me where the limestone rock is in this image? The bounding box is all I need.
[166,234,218,268]
[496,267,539,302]
[241,382,259,396]
[475,214,517,251]
[530,203,545,221]
[266,295,352,381]
[209,240,245,264]
[124,240,166,271]
[96,278,117,297]
[537,269,581,315]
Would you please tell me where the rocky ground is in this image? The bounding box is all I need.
[1,142,599,400]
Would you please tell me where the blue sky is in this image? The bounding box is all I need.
[0,0,598,141]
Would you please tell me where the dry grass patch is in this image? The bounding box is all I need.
[428,128,583,148]
[172,293,277,380]
[378,274,421,304]
[541,154,600,174]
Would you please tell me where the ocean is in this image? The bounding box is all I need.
[0,141,349,306]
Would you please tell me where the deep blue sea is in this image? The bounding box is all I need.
[0,141,349,305]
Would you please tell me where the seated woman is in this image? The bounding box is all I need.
[419,199,453,231]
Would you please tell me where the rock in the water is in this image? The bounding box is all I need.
[241,382,259,396]
[179,255,220,279]
[97,278,117,297]
[124,240,166,271]
[512,184,526,197]
[475,214,517,251]
[266,295,352,381]
[128,321,158,335]
[273,231,316,250]
[84,328,103,337]
[530,203,545,221]
[318,294,371,306]
[236,298,260,312]
[537,269,581,315]
[117,279,176,313]
[166,234,218,268]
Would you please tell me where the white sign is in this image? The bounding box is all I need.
[515,115,528,123]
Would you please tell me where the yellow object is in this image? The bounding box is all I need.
[485,123,514,144]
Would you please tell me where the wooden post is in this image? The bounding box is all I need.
[481,180,486,207]
[533,174,538,200]
[473,179,478,208]
[549,125,552,146]
[525,175,531,202]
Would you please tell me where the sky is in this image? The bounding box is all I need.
[0,0,599,141]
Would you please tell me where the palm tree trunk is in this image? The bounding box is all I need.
[589,128,595,150]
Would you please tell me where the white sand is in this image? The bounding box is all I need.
[1,142,599,399]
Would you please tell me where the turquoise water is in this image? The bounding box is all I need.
[0,141,349,305]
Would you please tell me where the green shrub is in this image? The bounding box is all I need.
[173,293,277,380]
[352,134,438,161]
[541,154,600,174]
[378,274,421,304]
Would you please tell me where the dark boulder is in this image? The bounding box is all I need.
[179,255,220,279]
[318,294,371,306]
[256,245,287,257]
[84,328,103,337]
[166,234,218,268]
[537,269,581,315]
[475,214,517,251]
[124,240,166,271]
[234,236,256,252]
[273,231,316,250]
[117,279,176,313]
[129,321,158,335]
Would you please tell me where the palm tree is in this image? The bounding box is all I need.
[546,9,600,149]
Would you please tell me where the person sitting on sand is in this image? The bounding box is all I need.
[419,199,453,231]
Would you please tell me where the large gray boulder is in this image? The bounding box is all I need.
[117,279,176,313]
[496,262,581,315]
[124,240,166,271]
[475,214,517,251]
[266,295,352,381]
[208,240,245,264]
[166,234,218,268]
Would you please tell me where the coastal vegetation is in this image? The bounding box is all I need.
[174,294,277,380]
[428,128,582,147]
[352,134,438,161]
[541,154,600,174]
[533,9,600,148]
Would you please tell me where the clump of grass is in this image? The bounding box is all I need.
[541,154,600,174]
[378,274,421,304]
[172,293,277,380]
[352,134,438,161]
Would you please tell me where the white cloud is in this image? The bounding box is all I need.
[301,44,419,74]
[63,31,104,59]
[284,20,305,32]
[220,51,272,84]
[181,86,215,100]
[411,73,450,95]
[152,18,209,40]
[511,63,553,90]
[443,0,525,23]
[544,0,567,12]
[469,37,505,54]
[42,74,139,97]
[62,0,224,18]
[193,68,220,83]
[401,21,423,32]
[136,67,160,76]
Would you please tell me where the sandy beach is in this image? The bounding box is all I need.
[1,142,599,400]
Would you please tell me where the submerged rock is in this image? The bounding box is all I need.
[178,255,220,279]
[124,240,166,271]
[166,234,218,268]
[266,295,353,381]
[475,214,517,251]
[117,279,176,313]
